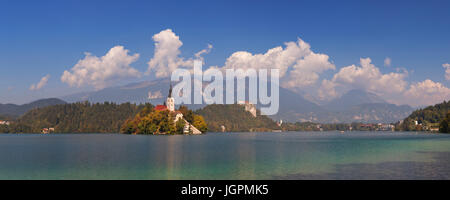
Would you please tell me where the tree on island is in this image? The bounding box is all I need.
[120,106,206,135]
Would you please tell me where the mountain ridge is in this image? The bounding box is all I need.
[324,89,386,111]
[59,79,413,123]
[0,98,67,117]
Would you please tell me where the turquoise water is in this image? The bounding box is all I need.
[0,131,449,179]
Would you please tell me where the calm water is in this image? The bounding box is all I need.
[0,131,449,180]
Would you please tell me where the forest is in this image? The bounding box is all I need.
[194,104,279,132]
[398,100,450,132]
[0,102,147,133]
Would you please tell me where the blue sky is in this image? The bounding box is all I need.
[1,0,449,105]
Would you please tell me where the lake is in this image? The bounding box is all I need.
[0,131,449,180]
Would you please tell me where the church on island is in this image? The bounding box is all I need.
[153,84,202,135]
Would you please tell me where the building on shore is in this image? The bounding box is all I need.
[41,127,55,134]
[277,119,283,127]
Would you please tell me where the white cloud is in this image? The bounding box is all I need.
[384,57,391,67]
[317,58,450,106]
[327,58,408,96]
[30,74,50,91]
[283,53,335,88]
[146,29,195,78]
[443,63,450,81]
[318,79,338,101]
[220,38,334,90]
[145,30,334,90]
[148,90,163,99]
[222,38,313,77]
[402,79,450,106]
[61,46,140,90]
[195,44,213,59]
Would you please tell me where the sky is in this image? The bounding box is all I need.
[0,0,449,106]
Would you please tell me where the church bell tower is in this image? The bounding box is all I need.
[166,83,175,112]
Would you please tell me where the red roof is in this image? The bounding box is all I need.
[154,105,167,111]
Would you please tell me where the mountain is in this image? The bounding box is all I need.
[320,103,413,123]
[0,98,67,117]
[324,89,386,111]
[60,79,413,124]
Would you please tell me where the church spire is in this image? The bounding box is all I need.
[168,82,173,98]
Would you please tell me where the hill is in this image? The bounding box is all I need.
[0,98,67,117]
[195,104,279,132]
[399,100,450,132]
[4,102,146,133]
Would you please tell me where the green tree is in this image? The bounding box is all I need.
[175,119,186,134]
[193,114,208,133]
[179,105,194,123]
[439,113,450,133]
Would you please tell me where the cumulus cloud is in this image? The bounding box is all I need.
[145,30,333,90]
[317,58,450,106]
[443,63,450,81]
[220,38,334,89]
[402,79,450,106]
[318,79,338,101]
[384,57,391,67]
[61,46,140,90]
[146,29,195,78]
[329,58,408,95]
[30,74,50,91]
[283,53,335,88]
[222,39,312,76]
